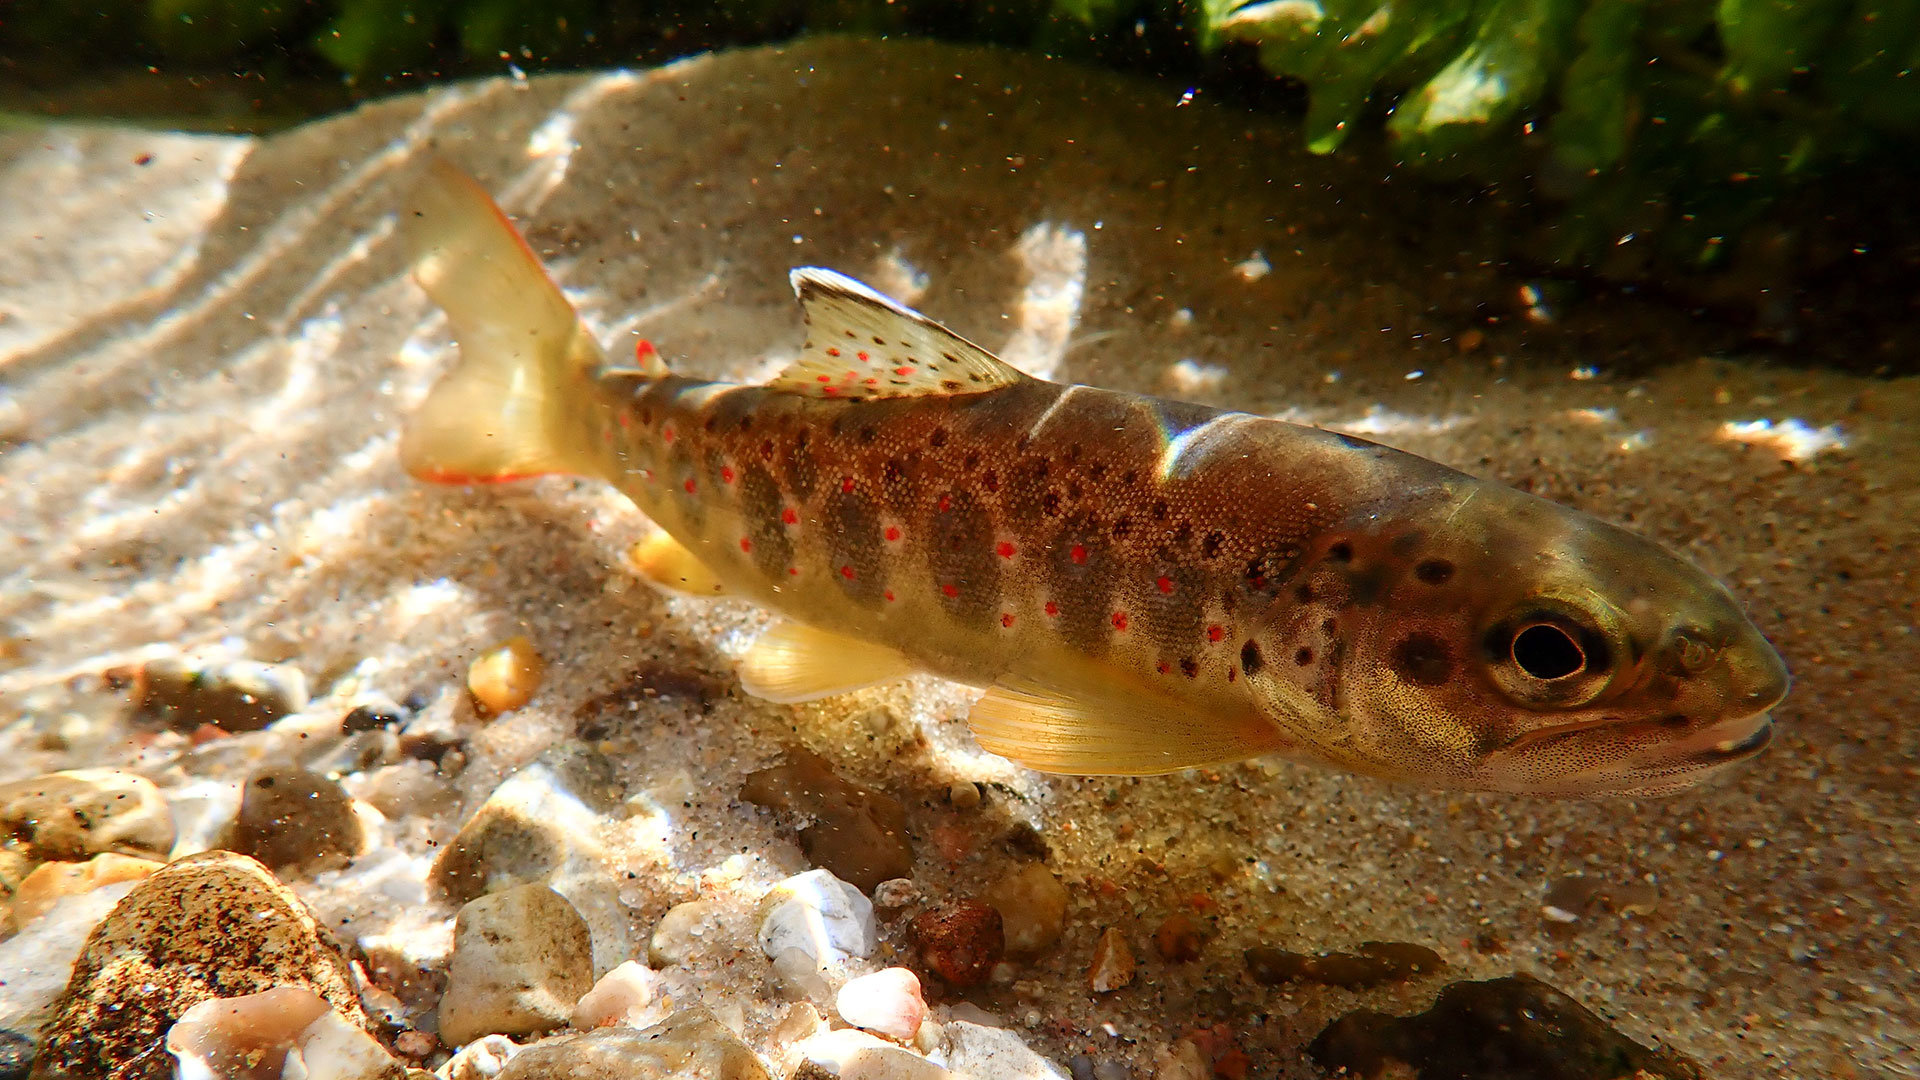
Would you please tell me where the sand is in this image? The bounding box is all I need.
[1,36,1914,1079]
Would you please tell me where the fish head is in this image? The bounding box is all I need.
[1243,486,1789,796]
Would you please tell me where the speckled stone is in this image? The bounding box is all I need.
[429,744,622,905]
[30,850,369,1080]
[0,769,174,862]
[493,1008,771,1080]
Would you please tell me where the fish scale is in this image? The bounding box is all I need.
[394,158,1789,796]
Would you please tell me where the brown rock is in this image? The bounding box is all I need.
[910,900,1003,988]
[132,657,308,734]
[1244,941,1443,990]
[31,851,369,1080]
[0,769,174,862]
[224,764,364,875]
[983,863,1068,958]
[741,747,912,894]
[1153,913,1205,963]
[1088,928,1135,993]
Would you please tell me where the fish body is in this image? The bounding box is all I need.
[399,160,1788,796]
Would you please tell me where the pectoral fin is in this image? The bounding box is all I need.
[629,532,729,596]
[968,676,1286,775]
[739,622,915,703]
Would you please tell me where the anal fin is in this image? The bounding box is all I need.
[968,676,1286,775]
[739,622,915,703]
[629,532,729,596]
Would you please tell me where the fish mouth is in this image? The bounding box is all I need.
[1488,709,1775,796]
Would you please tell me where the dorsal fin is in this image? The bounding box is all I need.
[769,268,1030,399]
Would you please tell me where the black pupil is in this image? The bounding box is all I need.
[1512,623,1585,680]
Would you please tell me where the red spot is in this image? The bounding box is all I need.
[1227,666,1238,682]
[662,426,676,444]
[996,541,1017,559]
[635,339,658,364]
[1045,601,1060,617]
[1208,624,1224,642]
[739,537,752,553]
[617,412,632,428]
[1112,611,1129,631]
[1001,612,1017,628]
[895,366,914,377]
[858,351,870,362]
[864,376,879,386]
[841,476,856,493]
[1157,661,1171,674]
[789,566,800,576]
[817,374,832,383]
[938,494,952,512]
[885,590,897,602]
[942,583,959,598]
[823,385,840,396]
[683,478,696,493]
[1070,544,1088,565]
[721,466,736,483]
[782,507,799,525]
[640,469,655,482]
[841,565,856,580]
[827,347,842,357]
[885,526,902,542]
[1157,575,1174,594]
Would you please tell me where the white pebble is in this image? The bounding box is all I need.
[758,869,875,969]
[571,960,662,1029]
[836,967,926,1042]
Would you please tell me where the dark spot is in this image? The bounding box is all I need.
[1322,617,1338,635]
[1088,462,1107,481]
[942,380,963,391]
[1240,641,1265,678]
[1066,443,1083,462]
[1151,499,1170,521]
[1415,559,1455,585]
[1295,647,1314,666]
[1327,541,1353,563]
[1512,624,1585,680]
[1657,713,1690,728]
[1112,516,1133,538]
[1179,657,1199,678]
[982,469,1000,492]
[1202,531,1226,558]
[759,438,775,461]
[1042,490,1063,516]
[1391,634,1453,687]
[1122,469,1139,485]
[1295,583,1314,604]
[1171,522,1193,546]
[703,416,717,432]
[931,428,949,448]
[883,458,907,484]
[859,426,877,444]
[1068,481,1084,500]
[964,452,981,469]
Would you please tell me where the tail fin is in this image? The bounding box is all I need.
[398,158,653,484]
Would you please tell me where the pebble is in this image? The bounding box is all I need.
[757,869,877,969]
[10,852,164,927]
[1542,874,1661,926]
[1152,1040,1208,1080]
[872,878,921,914]
[1087,928,1135,993]
[795,1029,949,1080]
[909,900,1003,988]
[346,759,454,821]
[34,851,371,1080]
[936,1022,1072,1080]
[835,968,926,1042]
[649,900,718,967]
[946,781,981,810]
[1308,973,1704,1079]
[983,864,1068,958]
[340,697,408,734]
[430,744,622,904]
[1152,914,1205,962]
[441,1034,522,1080]
[438,883,595,1047]
[769,946,830,1001]
[1243,940,1443,989]
[468,636,545,715]
[0,769,175,862]
[740,747,913,893]
[572,960,664,1029]
[494,1008,771,1080]
[164,985,403,1080]
[133,656,309,733]
[223,763,365,875]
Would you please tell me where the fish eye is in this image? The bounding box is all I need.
[1511,623,1585,680]
[1484,606,1616,708]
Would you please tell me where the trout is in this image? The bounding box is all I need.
[399,160,1788,796]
